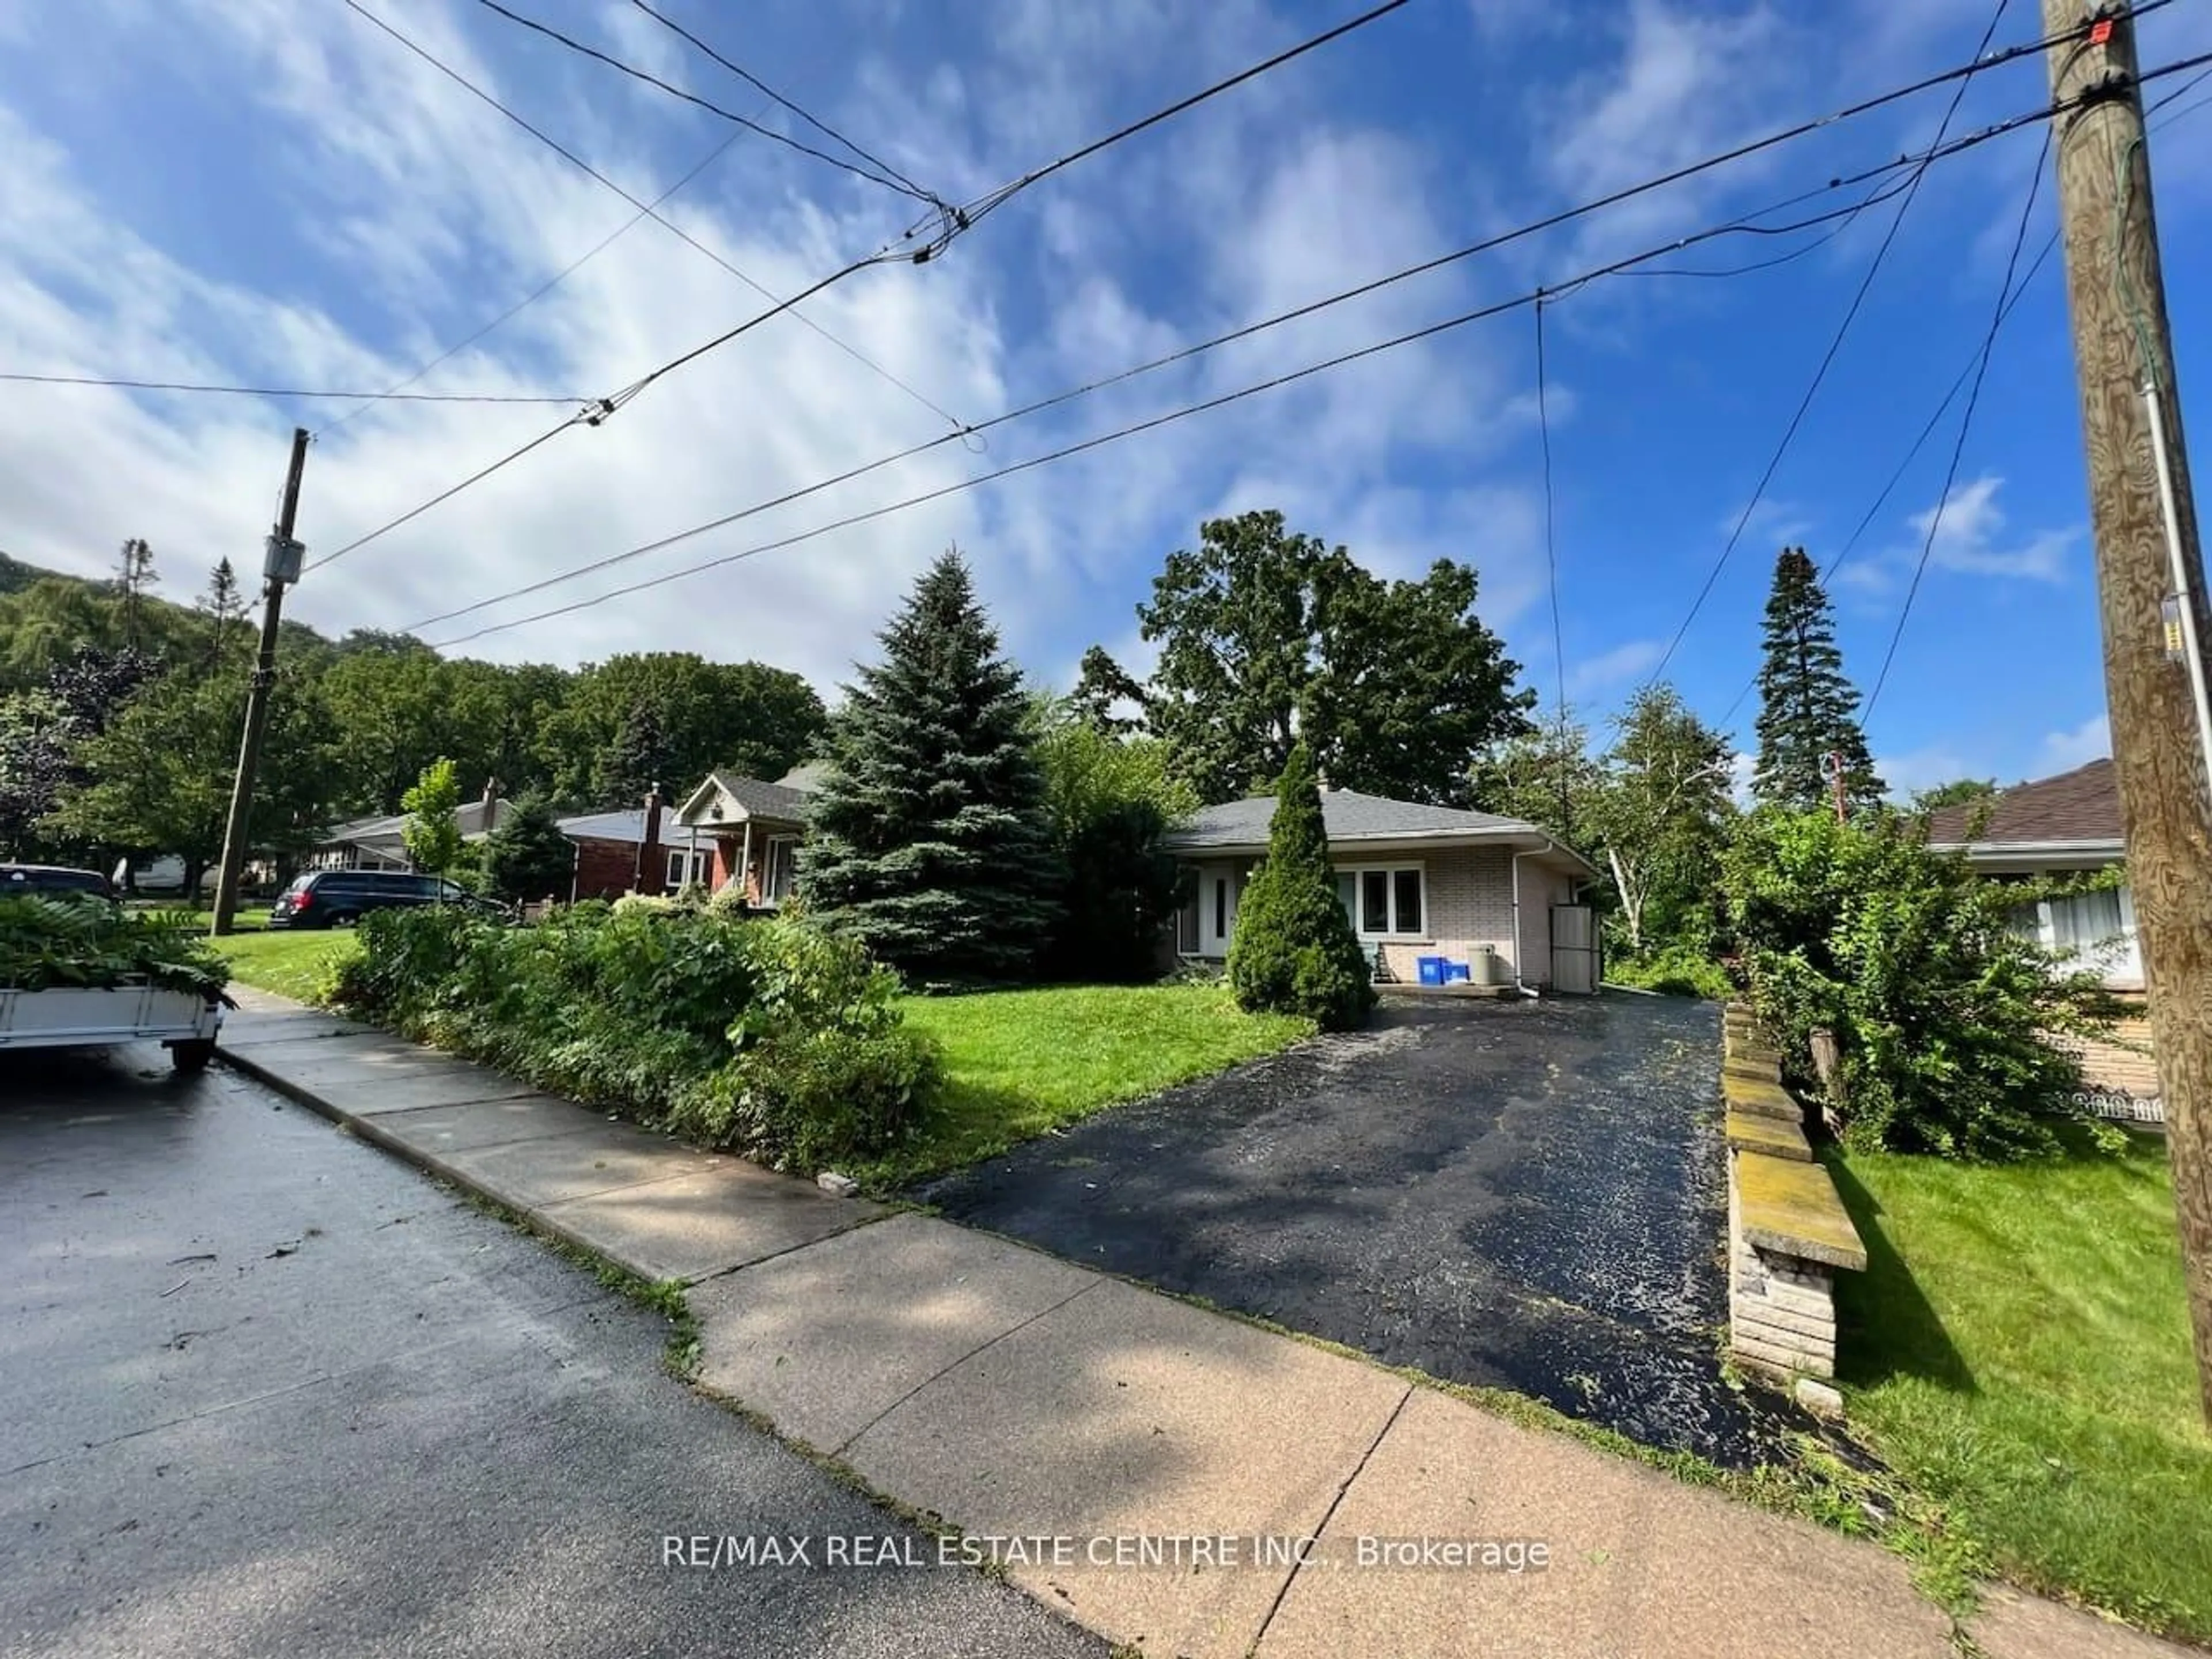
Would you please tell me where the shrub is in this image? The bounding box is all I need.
[481,797,575,903]
[1227,743,1374,1031]
[327,902,937,1171]
[1724,808,2120,1159]
[1607,945,1734,1001]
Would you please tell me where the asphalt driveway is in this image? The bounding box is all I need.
[918,993,1787,1467]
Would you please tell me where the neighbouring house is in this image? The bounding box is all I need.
[1162,787,1603,993]
[556,801,710,902]
[308,786,514,873]
[671,766,819,909]
[1921,756,2159,1106]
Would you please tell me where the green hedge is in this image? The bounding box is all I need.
[328,903,940,1171]
[1605,945,1734,1001]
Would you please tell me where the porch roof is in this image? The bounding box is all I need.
[675,770,813,831]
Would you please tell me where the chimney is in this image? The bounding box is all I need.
[480,779,499,833]
[635,784,665,896]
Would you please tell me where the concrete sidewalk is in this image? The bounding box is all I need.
[215,994,2190,1659]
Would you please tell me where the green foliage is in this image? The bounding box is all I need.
[0,893,229,997]
[481,797,575,902]
[1724,809,2117,1158]
[1467,707,1604,844]
[1910,777,1998,811]
[1032,697,1195,982]
[1606,945,1734,1001]
[1752,547,1884,812]
[1590,684,1736,955]
[400,757,464,875]
[1226,743,1374,1031]
[327,904,938,1171]
[1124,509,1533,806]
[802,550,1064,986]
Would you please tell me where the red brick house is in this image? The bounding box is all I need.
[672,767,819,908]
[555,805,709,902]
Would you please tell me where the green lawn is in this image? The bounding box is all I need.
[210,927,359,1003]
[1831,1131,2212,1642]
[862,983,1312,1187]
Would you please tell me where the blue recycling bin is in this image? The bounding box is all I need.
[1444,960,1472,984]
[1417,956,1447,986]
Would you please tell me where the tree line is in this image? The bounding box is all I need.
[0,544,824,890]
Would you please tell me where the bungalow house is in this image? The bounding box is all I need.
[308,787,514,873]
[1162,787,1602,993]
[1921,757,2158,1107]
[555,805,710,902]
[671,765,821,908]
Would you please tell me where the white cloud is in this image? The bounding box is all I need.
[1567,638,1664,698]
[2035,713,2111,775]
[1908,475,2075,582]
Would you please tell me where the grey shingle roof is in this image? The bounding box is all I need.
[1921,759,2122,849]
[706,771,813,823]
[557,809,653,844]
[1165,788,1544,850]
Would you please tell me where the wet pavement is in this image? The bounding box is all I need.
[918,994,1796,1468]
[0,1043,1106,1659]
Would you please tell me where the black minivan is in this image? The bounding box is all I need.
[267,869,504,929]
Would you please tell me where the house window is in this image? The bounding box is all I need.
[664,847,706,889]
[1177,891,1201,955]
[1346,865,1427,937]
[2049,887,2127,955]
[1215,878,1229,940]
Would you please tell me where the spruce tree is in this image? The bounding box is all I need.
[801,550,1063,986]
[1752,547,1885,812]
[1226,741,1375,1030]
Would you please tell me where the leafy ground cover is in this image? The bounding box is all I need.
[863,982,1310,1186]
[1831,1130,2211,1643]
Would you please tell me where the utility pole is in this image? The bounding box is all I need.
[210,428,310,937]
[2044,0,2212,1426]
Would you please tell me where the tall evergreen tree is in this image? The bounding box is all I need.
[113,538,157,649]
[1752,547,1884,812]
[1226,741,1374,1030]
[802,551,1063,985]
[195,557,250,665]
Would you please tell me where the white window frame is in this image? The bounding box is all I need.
[763,835,801,905]
[664,847,707,890]
[1336,862,1428,940]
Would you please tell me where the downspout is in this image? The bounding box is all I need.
[1510,849,1532,999]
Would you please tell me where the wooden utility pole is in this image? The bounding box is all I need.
[2044,0,2212,1425]
[210,428,310,937]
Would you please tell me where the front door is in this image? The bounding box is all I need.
[1202,863,1240,956]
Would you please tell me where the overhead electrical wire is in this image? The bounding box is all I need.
[419,104,2097,651]
[1638,0,2014,692]
[0,372,584,404]
[319,0,1423,573]
[404,31,2092,637]
[1862,123,2054,722]
[340,0,965,437]
[624,0,932,202]
[1534,298,1567,725]
[465,0,929,201]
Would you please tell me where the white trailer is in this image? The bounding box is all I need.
[0,983,225,1071]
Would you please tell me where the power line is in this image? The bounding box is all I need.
[341,0,965,435]
[404,31,2066,635]
[1534,297,1567,722]
[1862,122,2053,723]
[0,371,583,404]
[625,0,931,201]
[420,120,2073,650]
[319,127,751,439]
[1640,0,2014,691]
[1717,40,2212,732]
[465,0,929,201]
[324,0,1424,577]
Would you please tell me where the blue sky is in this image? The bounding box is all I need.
[3,0,2209,798]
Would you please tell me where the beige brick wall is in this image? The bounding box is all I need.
[2048,1013,2160,1099]
[1366,846,1524,984]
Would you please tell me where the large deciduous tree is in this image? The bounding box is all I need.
[1752,547,1884,813]
[538,653,825,809]
[801,551,1062,986]
[1589,685,1736,956]
[1467,706,1605,845]
[1102,510,1531,806]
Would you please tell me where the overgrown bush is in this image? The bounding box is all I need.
[1227,742,1374,1031]
[1607,944,1734,1001]
[0,893,230,997]
[328,903,939,1171]
[1724,808,2120,1159]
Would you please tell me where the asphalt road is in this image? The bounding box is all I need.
[920,994,1800,1467]
[1,1044,1105,1659]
